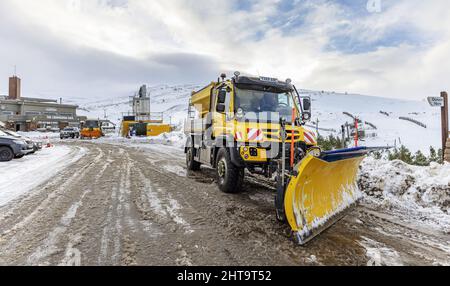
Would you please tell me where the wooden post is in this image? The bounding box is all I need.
[315,119,319,135]
[441,92,449,162]
[346,123,350,142]
[354,118,359,147]
[341,125,346,148]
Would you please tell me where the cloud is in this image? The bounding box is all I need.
[0,0,449,101]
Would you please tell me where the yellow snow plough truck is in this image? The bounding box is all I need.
[184,72,371,244]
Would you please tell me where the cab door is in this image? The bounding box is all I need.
[199,84,232,165]
[212,85,232,138]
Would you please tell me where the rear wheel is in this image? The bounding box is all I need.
[0,147,14,162]
[186,147,201,171]
[216,148,244,193]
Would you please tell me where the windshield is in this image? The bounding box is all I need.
[235,88,296,122]
[85,121,99,128]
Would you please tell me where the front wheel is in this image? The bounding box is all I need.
[216,148,244,193]
[186,147,201,171]
[0,147,14,162]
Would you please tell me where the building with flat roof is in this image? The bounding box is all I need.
[0,76,81,132]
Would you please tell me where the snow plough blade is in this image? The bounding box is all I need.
[284,148,369,245]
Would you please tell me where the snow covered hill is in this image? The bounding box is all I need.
[73,84,442,154]
[301,90,441,154]
[74,84,201,130]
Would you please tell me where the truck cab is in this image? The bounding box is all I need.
[185,73,315,193]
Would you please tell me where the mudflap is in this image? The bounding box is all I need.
[284,148,369,245]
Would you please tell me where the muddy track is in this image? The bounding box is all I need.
[0,141,448,266]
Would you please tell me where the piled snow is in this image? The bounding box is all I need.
[150,132,187,149]
[359,157,450,231]
[17,131,61,142]
[359,236,403,266]
[0,146,86,207]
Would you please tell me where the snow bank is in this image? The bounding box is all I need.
[17,131,61,142]
[149,132,187,149]
[359,236,403,266]
[359,157,450,231]
[0,146,86,207]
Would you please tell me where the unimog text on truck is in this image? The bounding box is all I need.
[184,72,371,244]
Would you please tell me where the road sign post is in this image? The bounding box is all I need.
[441,92,449,162]
[428,92,449,163]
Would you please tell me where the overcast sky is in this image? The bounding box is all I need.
[0,0,449,101]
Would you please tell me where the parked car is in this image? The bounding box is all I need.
[0,130,30,162]
[36,128,48,133]
[0,129,42,152]
[60,127,80,139]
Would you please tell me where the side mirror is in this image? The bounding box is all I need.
[303,98,311,111]
[217,104,226,113]
[302,97,312,121]
[218,89,227,104]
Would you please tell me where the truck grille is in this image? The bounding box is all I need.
[263,129,302,142]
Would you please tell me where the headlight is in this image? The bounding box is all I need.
[13,140,26,145]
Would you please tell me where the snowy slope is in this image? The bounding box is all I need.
[301,90,442,154]
[73,84,443,154]
[74,84,201,130]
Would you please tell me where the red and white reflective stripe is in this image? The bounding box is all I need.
[304,131,316,145]
[235,132,243,141]
[247,128,264,141]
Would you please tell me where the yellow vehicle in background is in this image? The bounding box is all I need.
[81,120,103,139]
[184,72,371,244]
[121,115,172,138]
[120,85,173,138]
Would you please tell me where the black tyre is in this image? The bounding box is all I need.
[216,148,244,193]
[0,147,14,162]
[186,146,201,171]
[275,178,287,223]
